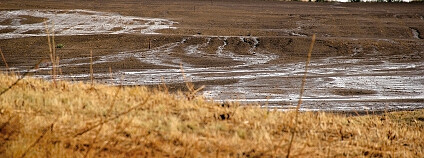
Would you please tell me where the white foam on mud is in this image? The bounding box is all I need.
[0,9,176,39]
[11,35,424,111]
[201,52,424,111]
[216,36,278,67]
[286,24,308,37]
[184,38,211,57]
[411,28,420,39]
[216,37,228,55]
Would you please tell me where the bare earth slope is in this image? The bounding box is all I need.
[0,0,423,111]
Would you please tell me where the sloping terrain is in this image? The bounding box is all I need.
[0,0,423,111]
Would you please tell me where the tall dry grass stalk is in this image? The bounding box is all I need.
[44,20,59,85]
[286,34,316,158]
[180,64,204,100]
[108,66,113,80]
[160,76,169,94]
[44,20,52,57]
[90,50,94,87]
[0,48,9,70]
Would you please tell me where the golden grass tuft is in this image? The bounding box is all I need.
[0,73,423,157]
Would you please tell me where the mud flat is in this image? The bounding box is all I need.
[0,0,423,112]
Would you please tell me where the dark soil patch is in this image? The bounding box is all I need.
[0,28,15,34]
[0,19,13,25]
[18,15,45,24]
[332,88,377,96]
[93,56,175,71]
[21,29,43,34]
[110,27,123,32]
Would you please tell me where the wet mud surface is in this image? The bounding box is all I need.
[0,0,423,111]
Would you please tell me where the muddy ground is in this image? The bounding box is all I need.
[0,0,423,111]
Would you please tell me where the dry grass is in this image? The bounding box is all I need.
[1,1,423,157]
[0,73,423,157]
[0,49,9,70]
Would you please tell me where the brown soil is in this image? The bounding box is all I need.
[0,0,423,110]
[18,15,46,24]
[21,29,43,34]
[332,88,377,96]
[0,28,15,34]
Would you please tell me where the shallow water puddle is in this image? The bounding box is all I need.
[26,36,424,111]
[2,10,423,112]
[0,9,176,39]
[204,58,424,111]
